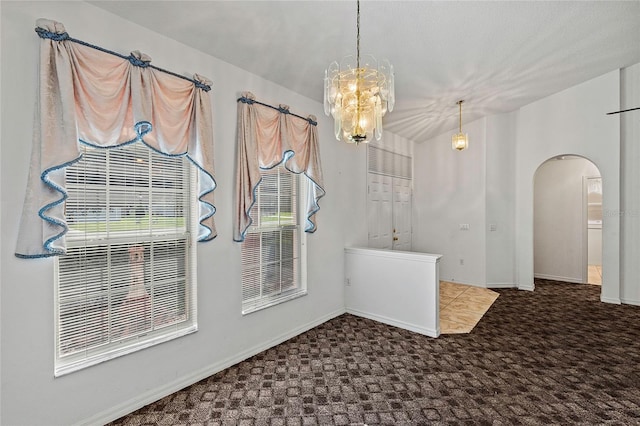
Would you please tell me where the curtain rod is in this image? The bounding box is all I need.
[35,27,211,92]
[238,95,318,126]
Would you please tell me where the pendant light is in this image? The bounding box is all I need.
[452,100,469,151]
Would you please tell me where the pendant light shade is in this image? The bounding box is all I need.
[452,100,469,151]
[324,0,394,144]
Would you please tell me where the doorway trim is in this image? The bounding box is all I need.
[519,154,620,304]
[366,145,413,251]
[584,176,603,285]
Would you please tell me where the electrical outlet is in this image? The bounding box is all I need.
[345,278,351,286]
[489,223,497,231]
[459,258,464,266]
[459,224,470,230]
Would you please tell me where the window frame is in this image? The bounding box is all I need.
[53,143,198,377]
[241,165,307,315]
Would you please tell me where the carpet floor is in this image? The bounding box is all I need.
[109,280,640,425]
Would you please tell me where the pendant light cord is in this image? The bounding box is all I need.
[458,100,463,133]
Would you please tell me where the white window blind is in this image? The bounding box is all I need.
[241,164,306,314]
[54,143,197,376]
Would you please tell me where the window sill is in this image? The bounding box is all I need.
[54,324,197,377]
[242,289,307,316]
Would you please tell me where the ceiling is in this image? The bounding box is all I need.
[88,1,640,142]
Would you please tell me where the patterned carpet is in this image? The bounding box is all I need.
[109,280,640,425]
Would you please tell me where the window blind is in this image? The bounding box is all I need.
[55,143,197,376]
[241,165,306,314]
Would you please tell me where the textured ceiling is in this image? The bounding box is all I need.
[89,1,640,142]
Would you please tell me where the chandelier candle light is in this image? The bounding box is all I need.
[324,0,394,144]
[452,100,469,151]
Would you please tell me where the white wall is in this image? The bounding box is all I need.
[485,112,517,287]
[620,62,640,305]
[588,229,602,265]
[0,2,367,425]
[412,111,517,289]
[515,71,620,302]
[413,117,487,286]
[344,247,441,338]
[533,157,600,283]
[413,68,627,297]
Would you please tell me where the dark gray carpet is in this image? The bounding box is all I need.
[109,280,640,425]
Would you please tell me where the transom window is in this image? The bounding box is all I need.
[54,143,197,376]
[241,164,307,314]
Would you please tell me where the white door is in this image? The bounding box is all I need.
[368,173,412,251]
[367,173,393,249]
[392,177,412,251]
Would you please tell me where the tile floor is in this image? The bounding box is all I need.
[588,264,602,285]
[439,281,499,334]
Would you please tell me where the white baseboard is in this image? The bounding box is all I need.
[79,308,346,426]
[621,297,640,306]
[534,273,583,283]
[602,296,622,304]
[486,282,516,289]
[518,284,535,291]
[345,307,439,338]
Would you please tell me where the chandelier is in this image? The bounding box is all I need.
[324,0,394,144]
[452,100,469,151]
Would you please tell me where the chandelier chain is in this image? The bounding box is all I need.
[356,0,360,70]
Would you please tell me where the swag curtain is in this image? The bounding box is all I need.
[15,19,217,258]
[234,92,325,242]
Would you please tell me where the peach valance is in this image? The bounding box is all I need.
[234,92,325,242]
[16,19,217,258]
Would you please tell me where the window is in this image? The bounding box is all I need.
[241,164,306,314]
[54,143,197,376]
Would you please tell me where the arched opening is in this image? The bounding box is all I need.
[533,155,603,293]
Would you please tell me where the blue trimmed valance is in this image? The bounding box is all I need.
[234,92,325,242]
[15,19,217,258]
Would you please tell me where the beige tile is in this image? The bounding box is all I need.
[459,286,499,298]
[440,281,469,291]
[588,265,602,285]
[440,307,485,325]
[439,285,466,299]
[439,295,456,307]
[440,318,473,334]
[439,281,499,335]
[446,298,495,314]
[455,292,499,306]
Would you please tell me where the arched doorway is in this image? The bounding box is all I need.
[533,155,603,291]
